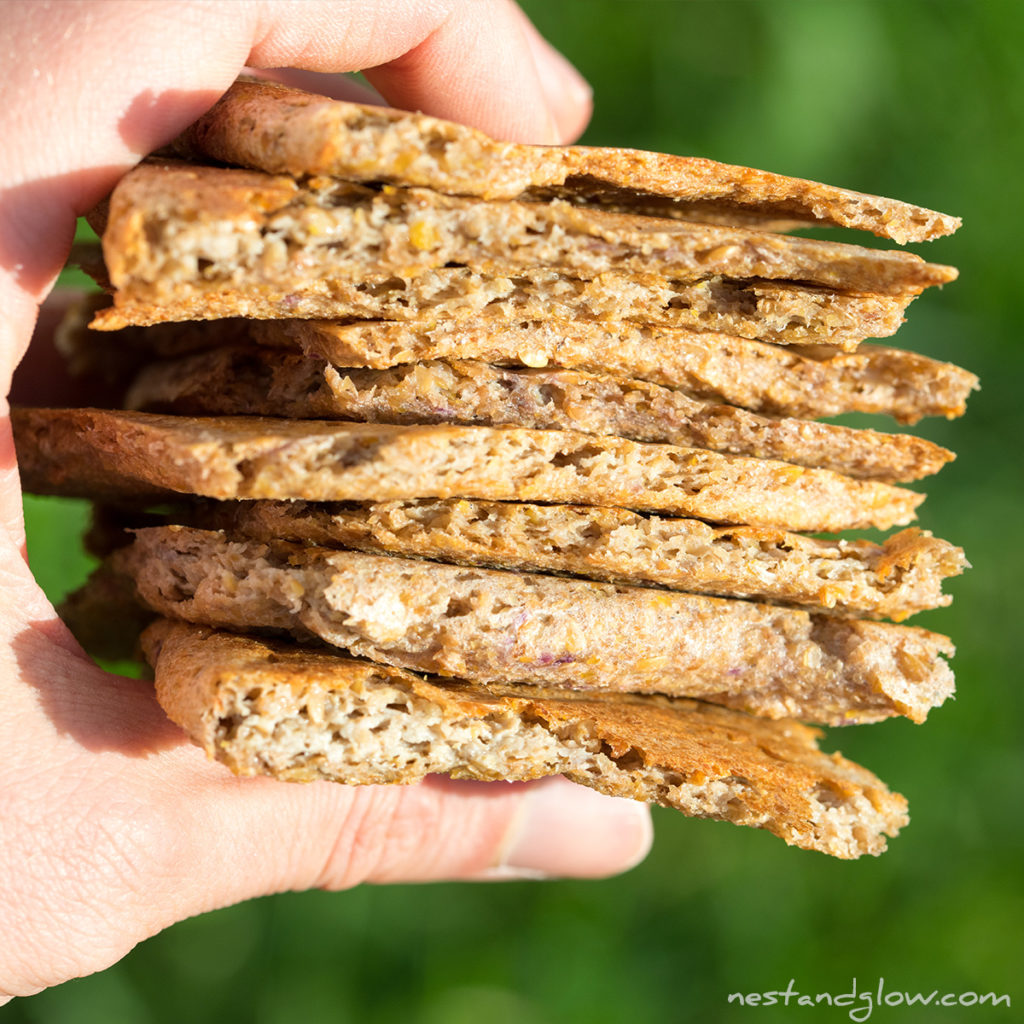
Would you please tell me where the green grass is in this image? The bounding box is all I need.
[9,2,1023,1021]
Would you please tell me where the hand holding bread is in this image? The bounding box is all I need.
[0,1,648,1002]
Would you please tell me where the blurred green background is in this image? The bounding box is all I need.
[9,0,1022,1021]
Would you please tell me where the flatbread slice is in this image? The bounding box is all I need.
[142,619,909,858]
[125,348,953,483]
[197,499,966,621]
[115,525,955,726]
[90,177,913,348]
[59,302,979,424]
[89,272,912,349]
[257,319,980,424]
[170,77,958,243]
[97,161,954,298]
[12,408,923,532]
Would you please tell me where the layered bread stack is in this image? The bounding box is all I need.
[13,78,976,859]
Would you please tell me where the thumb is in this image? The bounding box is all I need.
[1,619,650,998]
[195,772,654,892]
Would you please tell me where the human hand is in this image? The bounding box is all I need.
[0,1,650,1000]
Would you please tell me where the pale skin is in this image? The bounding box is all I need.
[0,0,653,1001]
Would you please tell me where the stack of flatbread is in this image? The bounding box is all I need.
[13,78,976,859]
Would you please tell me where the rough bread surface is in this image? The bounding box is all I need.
[64,309,977,424]
[257,319,980,424]
[126,348,953,483]
[202,499,965,621]
[101,162,954,298]
[116,526,956,726]
[143,620,909,858]
[170,77,958,243]
[12,408,922,532]
[94,243,913,351]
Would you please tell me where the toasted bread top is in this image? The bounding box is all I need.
[171,77,959,243]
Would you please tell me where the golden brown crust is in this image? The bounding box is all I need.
[117,526,955,726]
[200,499,965,621]
[12,408,923,532]
[143,619,908,858]
[171,77,958,243]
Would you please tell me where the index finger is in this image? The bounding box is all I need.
[0,0,591,376]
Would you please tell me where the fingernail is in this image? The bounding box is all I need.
[527,38,593,142]
[485,777,653,880]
